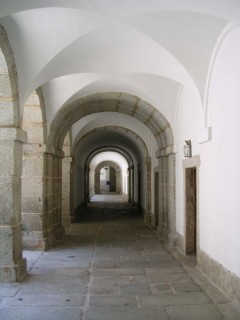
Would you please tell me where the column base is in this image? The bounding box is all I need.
[22,231,47,250]
[0,257,27,282]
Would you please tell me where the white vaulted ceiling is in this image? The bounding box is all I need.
[0,0,239,136]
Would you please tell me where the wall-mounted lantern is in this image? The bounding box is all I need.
[184,140,192,158]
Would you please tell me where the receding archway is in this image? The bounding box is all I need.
[86,149,131,205]
[71,127,149,220]
[95,161,121,195]
[48,92,173,152]
[47,92,175,246]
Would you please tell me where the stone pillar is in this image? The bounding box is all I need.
[44,152,55,247]
[62,156,72,232]
[167,153,176,246]
[0,128,27,281]
[94,172,100,194]
[70,159,75,220]
[44,150,64,247]
[62,133,71,231]
[21,91,48,250]
[52,152,64,243]
[116,172,121,193]
[21,144,48,250]
[156,150,176,246]
[131,165,135,206]
[128,167,131,202]
[137,163,141,212]
[144,157,152,224]
[158,155,168,239]
[85,165,90,201]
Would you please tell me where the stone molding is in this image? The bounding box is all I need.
[0,127,27,143]
[176,232,185,254]
[198,249,240,301]
[176,232,240,302]
[156,146,175,158]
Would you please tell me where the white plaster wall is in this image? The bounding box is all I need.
[199,27,240,277]
[174,86,204,236]
[175,26,240,278]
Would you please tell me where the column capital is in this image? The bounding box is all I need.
[144,157,151,164]
[0,127,27,143]
[156,145,175,158]
[45,145,65,158]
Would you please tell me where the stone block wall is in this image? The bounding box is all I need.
[21,92,48,250]
[21,144,48,249]
[0,28,27,281]
[62,156,71,231]
[157,152,176,246]
[144,157,152,224]
[62,133,72,231]
[0,128,27,281]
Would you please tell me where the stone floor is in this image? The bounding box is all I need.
[0,196,240,320]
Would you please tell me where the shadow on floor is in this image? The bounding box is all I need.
[73,201,141,223]
[73,194,141,223]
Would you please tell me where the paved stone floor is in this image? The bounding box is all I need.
[1,196,240,319]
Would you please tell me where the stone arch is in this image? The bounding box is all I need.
[73,126,149,159]
[85,146,134,169]
[86,150,130,201]
[73,126,151,212]
[95,161,121,194]
[0,25,27,281]
[95,161,121,173]
[0,25,20,127]
[47,92,176,246]
[47,92,174,155]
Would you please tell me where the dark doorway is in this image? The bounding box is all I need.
[185,167,197,255]
[154,172,159,225]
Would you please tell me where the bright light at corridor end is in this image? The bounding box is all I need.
[89,151,128,172]
[89,151,129,197]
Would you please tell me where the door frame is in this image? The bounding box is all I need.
[183,156,200,257]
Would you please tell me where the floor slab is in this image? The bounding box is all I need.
[0,200,240,320]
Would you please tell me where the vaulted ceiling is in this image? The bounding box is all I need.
[0,0,239,152]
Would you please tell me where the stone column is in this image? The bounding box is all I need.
[94,172,100,194]
[21,143,48,250]
[62,155,72,232]
[51,151,64,243]
[128,167,131,202]
[84,165,90,201]
[21,90,48,249]
[156,150,176,246]
[44,150,64,247]
[0,128,27,281]
[167,153,176,246]
[62,133,71,231]
[131,165,135,207]
[144,157,152,224]
[116,172,121,194]
[70,158,75,220]
[137,163,141,212]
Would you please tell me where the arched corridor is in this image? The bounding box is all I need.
[1,1,240,319]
